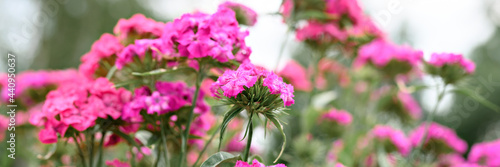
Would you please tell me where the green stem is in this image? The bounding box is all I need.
[160,117,170,167]
[96,130,105,167]
[301,50,323,133]
[193,126,221,167]
[89,133,95,167]
[417,84,448,151]
[73,135,88,167]
[180,67,204,167]
[154,144,162,167]
[130,146,136,167]
[242,121,254,162]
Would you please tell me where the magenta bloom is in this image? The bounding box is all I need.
[409,122,467,154]
[468,139,500,166]
[115,8,252,69]
[35,78,131,143]
[79,34,124,78]
[219,2,258,26]
[235,159,286,167]
[113,14,165,42]
[105,159,131,167]
[354,39,423,69]
[211,62,295,107]
[428,53,476,74]
[279,0,293,21]
[371,125,412,156]
[296,21,348,43]
[397,91,422,119]
[320,108,352,126]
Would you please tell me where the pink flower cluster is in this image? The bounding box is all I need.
[397,91,422,119]
[428,53,476,74]
[409,122,467,154]
[354,39,423,69]
[122,81,212,147]
[114,14,165,42]
[1,69,79,104]
[116,6,252,69]
[320,108,353,126]
[219,2,258,26]
[235,159,286,167]
[371,125,411,156]
[294,0,383,43]
[79,34,124,78]
[31,78,131,144]
[211,63,295,106]
[277,60,312,92]
[468,139,500,166]
[123,81,209,118]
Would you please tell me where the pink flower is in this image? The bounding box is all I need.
[409,122,467,154]
[296,21,348,43]
[354,39,423,69]
[325,0,364,24]
[219,2,258,26]
[278,60,312,91]
[428,53,476,74]
[79,34,124,78]
[211,62,295,106]
[371,125,412,156]
[113,14,165,42]
[468,139,500,166]
[320,108,352,126]
[280,0,293,21]
[36,78,131,143]
[235,159,286,167]
[105,159,130,167]
[397,91,422,119]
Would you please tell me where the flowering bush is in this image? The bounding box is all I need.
[1,1,498,167]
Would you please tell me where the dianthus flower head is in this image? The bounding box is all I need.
[354,39,423,77]
[468,139,500,166]
[211,62,295,107]
[425,53,476,84]
[409,122,467,154]
[320,108,352,126]
[113,14,165,44]
[114,8,252,70]
[218,2,258,26]
[79,34,124,79]
[235,159,286,167]
[36,78,131,144]
[278,60,312,92]
[318,108,352,138]
[371,125,412,156]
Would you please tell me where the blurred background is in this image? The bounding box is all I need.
[0,0,499,158]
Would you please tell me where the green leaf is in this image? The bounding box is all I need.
[135,130,160,147]
[131,67,196,76]
[113,130,142,149]
[266,114,286,163]
[452,87,500,112]
[219,106,245,151]
[106,65,117,79]
[200,152,240,167]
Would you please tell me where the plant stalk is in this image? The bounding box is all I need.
[179,65,204,167]
[243,121,254,162]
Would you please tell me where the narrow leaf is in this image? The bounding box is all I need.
[452,87,500,112]
[267,115,286,163]
[219,107,244,151]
